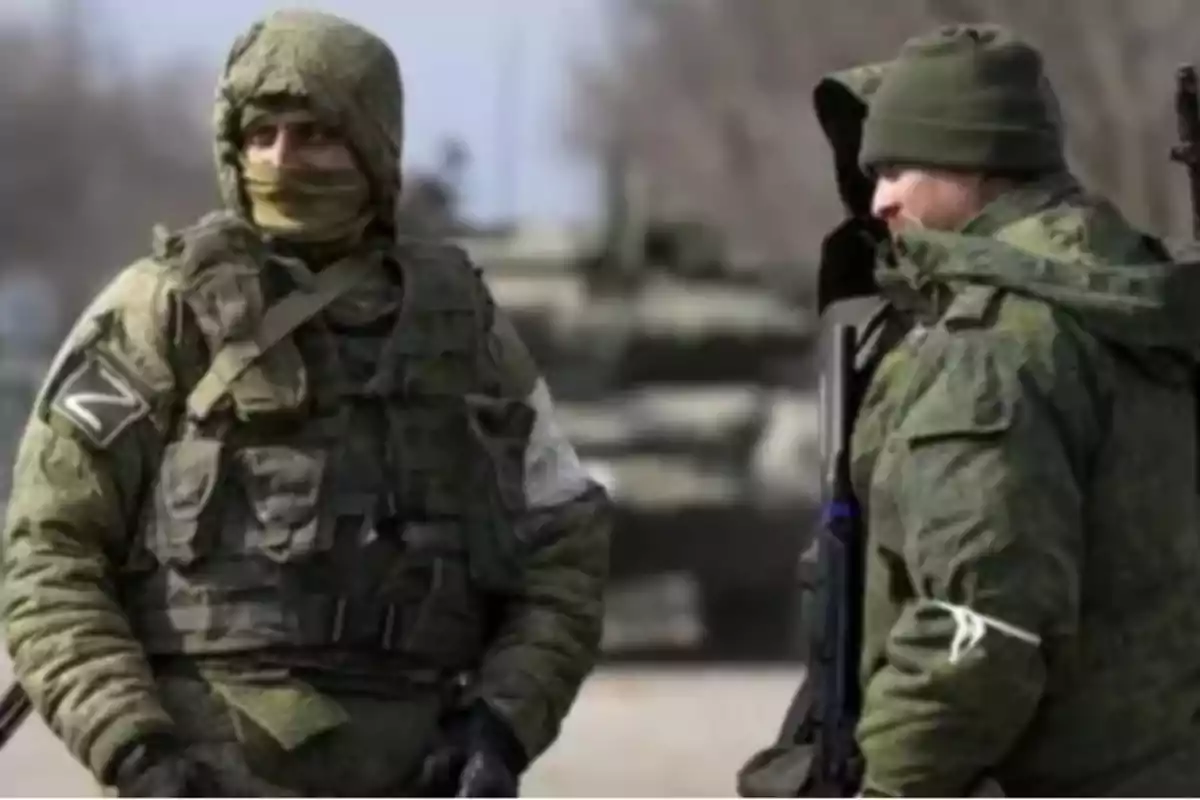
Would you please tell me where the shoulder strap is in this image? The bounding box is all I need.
[185,256,376,421]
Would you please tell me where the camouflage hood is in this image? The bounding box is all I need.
[213,10,405,229]
[812,62,891,218]
[811,62,893,310]
[887,179,1200,361]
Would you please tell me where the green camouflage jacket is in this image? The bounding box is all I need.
[851,174,1200,796]
[0,11,610,792]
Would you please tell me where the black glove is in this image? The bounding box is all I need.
[416,702,528,797]
[111,734,225,797]
[817,215,888,312]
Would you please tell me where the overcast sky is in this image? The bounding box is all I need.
[3,0,610,225]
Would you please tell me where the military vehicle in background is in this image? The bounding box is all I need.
[456,148,822,662]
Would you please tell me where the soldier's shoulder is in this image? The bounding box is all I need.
[76,255,178,335]
[394,233,474,272]
[393,233,493,306]
[897,286,1095,437]
[937,276,1087,364]
[899,228,1088,353]
[148,209,261,281]
[45,217,232,402]
[38,254,181,449]
[73,214,239,340]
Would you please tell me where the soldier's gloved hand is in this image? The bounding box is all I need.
[416,702,527,797]
[110,733,224,797]
[817,215,888,311]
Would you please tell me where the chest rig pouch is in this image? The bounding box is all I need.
[126,220,530,677]
[378,242,535,596]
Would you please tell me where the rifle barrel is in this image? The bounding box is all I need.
[1172,65,1200,240]
[0,683,33,750]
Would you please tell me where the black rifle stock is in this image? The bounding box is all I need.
[737,296,884,798]
[736,209,897,798]
[809,320,866,795]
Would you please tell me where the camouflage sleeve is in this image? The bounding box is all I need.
[0,258,194,782]
[856,321,1100,796]
[469,303,613,763]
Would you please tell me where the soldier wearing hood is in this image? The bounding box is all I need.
[744,24,1200,799]
[0,10,611,797]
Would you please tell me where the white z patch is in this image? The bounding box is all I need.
[51,355,150,448]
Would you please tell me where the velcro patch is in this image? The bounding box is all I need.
[49,354,150,448]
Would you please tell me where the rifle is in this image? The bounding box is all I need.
[0,680,31,751]
[1170,64,1200,240]
[808,315,867,794]
[737,215,901,798]
[1171,64,1200,497]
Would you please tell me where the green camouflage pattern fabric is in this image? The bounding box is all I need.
[857,25,1065,175]
[0,10,611,793]
[849,174,1200,796]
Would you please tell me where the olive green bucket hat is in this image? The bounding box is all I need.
[859,24,1065,175]
[813,61,893,218]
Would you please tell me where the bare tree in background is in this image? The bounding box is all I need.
[569,0,1200,272]
[0,1,478,324]
[0,1,215,317]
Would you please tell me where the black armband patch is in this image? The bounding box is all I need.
[47,352,151,449]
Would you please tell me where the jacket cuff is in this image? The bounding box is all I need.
[474,699,531,774]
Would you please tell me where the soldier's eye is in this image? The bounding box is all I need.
[244,125,279,148]
[293,122,339,145]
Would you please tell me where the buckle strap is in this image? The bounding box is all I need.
[134,595,435,661]
[303,595,404,651]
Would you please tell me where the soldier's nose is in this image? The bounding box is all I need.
[871,177,907,226]
[261,130,300,168]
[871,196,901,225]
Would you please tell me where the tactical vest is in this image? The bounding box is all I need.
[119,215,533,675]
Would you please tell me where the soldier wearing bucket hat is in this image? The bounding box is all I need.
[850,24,1200,797]
[742,24,1200,798]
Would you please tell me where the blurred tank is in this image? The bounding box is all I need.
[458,147,823,662]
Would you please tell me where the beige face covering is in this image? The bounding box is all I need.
[241,157,372,243]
